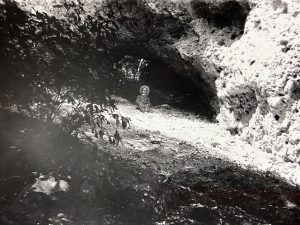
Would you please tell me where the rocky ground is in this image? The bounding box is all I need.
[1,107,300,225]
[108,97,300,187]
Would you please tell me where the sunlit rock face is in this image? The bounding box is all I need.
[216,0,300,165]
[13,0,300,163]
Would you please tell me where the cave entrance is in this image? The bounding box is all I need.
[142,60,216,120]
[116,57,216,121]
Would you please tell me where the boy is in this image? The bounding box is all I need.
[136,85,151,112]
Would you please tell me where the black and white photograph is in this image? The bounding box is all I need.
[0,0,300,224]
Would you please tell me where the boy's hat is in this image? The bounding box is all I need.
[140,85,150,95]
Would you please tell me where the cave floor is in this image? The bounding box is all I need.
[1,99,300,224]
[112,97,300,187]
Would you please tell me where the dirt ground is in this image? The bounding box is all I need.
[1,108,300,225]
[110,97,300,186]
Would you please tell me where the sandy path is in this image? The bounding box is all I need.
[116,100,300,186]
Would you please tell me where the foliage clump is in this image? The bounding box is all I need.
[0,0,130,138]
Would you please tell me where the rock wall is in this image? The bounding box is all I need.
[10,0,300,163]
[216,0,300,164]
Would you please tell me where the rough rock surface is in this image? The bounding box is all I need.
[11,0,300,163]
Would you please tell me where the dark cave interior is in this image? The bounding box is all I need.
[191,0,251,30]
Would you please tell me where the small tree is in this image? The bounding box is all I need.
[0,0,128,139]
